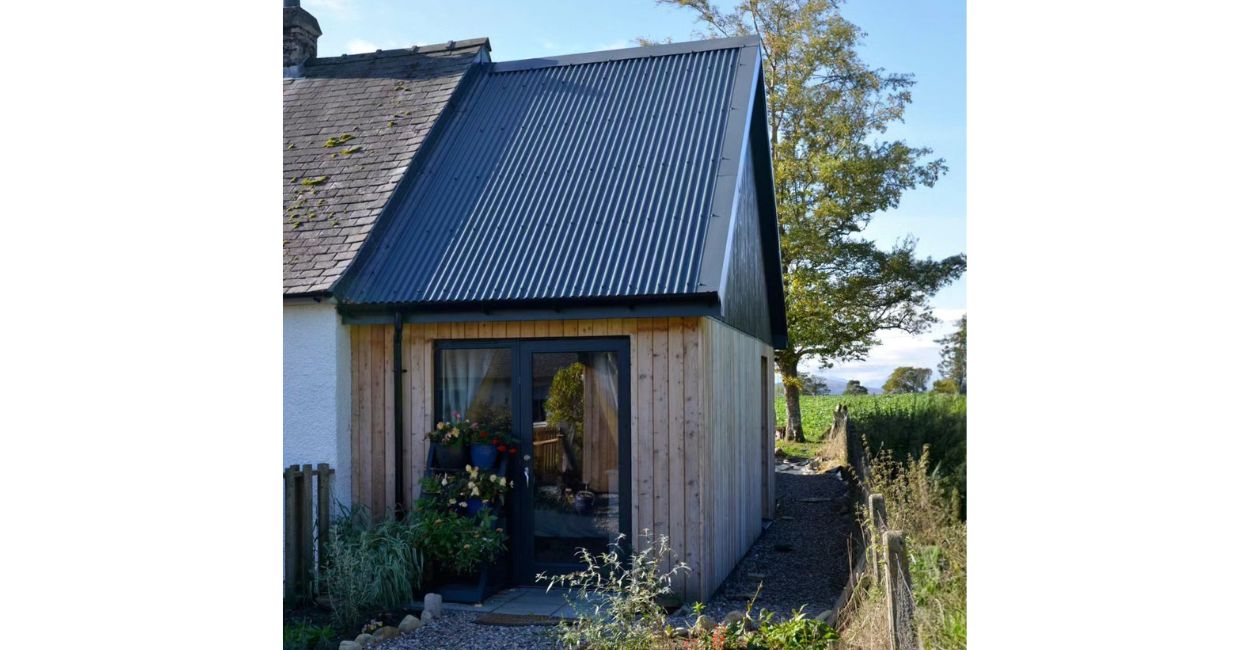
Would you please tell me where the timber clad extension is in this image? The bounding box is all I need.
[349,317,774,599]
[284,7,788,601]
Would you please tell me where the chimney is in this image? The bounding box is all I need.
[283,0,321,77]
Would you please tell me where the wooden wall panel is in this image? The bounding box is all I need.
[348,316,775,600]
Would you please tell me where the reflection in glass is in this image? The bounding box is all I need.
[531,352,620,565]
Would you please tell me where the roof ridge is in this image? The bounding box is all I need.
[491,35,760,73]
[308,37,491,66]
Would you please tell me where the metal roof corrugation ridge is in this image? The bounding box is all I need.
[342,43,745,306]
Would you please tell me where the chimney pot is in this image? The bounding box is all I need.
[283,0,322,76]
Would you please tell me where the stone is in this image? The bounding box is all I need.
[398,614,422,633]
[353,634,373,648]
[722,610,745,627]
[423,592,443,618]
[694,614,714,633]
[814,609,836,625]
[672,627,691,638]
[373,626,399,641]
[421,609,435,624]
[339,642,362,650]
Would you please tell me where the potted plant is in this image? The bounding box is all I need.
[463,465,513,516]
[412,501,507,579]
[468,430,520,469]
[427,415,468,469]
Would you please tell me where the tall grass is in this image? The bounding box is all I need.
[840,447,967,649]
[778,394,966,502]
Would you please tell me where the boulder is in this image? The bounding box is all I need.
[672,627,691,638]
[398,614,422,633]
[814,609,835,625]
[722,610,745,627]
[373,626,400,641]
[694,614,714,633]
[354,633,374,648]
[423,592,444,618]
[339,642,362,650]
[421,609,435,624]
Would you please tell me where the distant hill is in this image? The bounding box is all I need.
[775,370,882,395]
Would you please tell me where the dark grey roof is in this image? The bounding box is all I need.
[282,39,489,296]
[334,36,788,346]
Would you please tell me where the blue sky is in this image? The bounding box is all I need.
[304,0,966,388]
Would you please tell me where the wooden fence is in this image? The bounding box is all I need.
[827,405,922,650]
[283,463,334,602]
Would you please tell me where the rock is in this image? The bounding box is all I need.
[815,609,835,625]
[398,614,422,633]
[694,614,714,633]
[373,626,400,641]
[423,592,443,618]
[353,633,374,648]
[420,609,435,624]
[722,610,745,627]
[672,627,691,638]
[339,642,362,650]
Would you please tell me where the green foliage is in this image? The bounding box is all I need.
[797,372,830,396]
[545,362,585,433]
[411,499,508,576]
[882,367,932,394]
[935,314,967,394]
[774,394,966,499]
[538,531,688,650]
[748,610,838,649]
[843,379,869,395]
[324,133,355,148]
[660,0,966,442]
[282,620,337,650]
[856,447,966,649]
[931,378,959,394]
[323,505,424,632]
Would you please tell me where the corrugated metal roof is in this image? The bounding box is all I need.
[336,36,764,307]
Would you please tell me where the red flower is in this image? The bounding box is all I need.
[508,448,518,455]
[496,444,507,452]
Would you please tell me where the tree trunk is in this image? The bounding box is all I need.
[776,354,806,442]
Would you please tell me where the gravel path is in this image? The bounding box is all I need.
[374,465,854,648]
[373,610,558,650]
[678,468,855,623]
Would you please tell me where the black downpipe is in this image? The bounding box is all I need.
[393,311,405,515]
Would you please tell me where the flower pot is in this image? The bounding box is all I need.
[465,497,489,517]
[433,443,467,469]
[573,490,595,516]
[470,443,498,470]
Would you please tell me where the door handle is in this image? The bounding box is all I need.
[523,467,530,487]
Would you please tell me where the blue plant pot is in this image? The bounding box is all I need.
[433,443,467,470]
[466,497,489,517]
[470,443,498,469]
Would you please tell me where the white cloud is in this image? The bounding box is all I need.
[344,38,380,54]
[538,39,560,52]
[798,310,966,388]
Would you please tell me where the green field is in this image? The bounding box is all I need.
[775,393,967,498]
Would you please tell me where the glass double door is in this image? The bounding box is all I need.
[434,337,631,583]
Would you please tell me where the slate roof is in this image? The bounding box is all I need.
[282,39,489,296]
[335,37,781,316]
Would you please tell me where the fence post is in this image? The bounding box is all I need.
[299,464,315,599]
[884,530,919,650]
[284,465,298,601]
[868,494,888,584]
[316,463,332,581]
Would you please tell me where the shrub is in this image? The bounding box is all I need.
[538,530,689,650]
[411,500,507,575]
[282,620,336,650]
[322,504,424,632]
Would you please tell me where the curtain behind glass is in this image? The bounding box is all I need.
[439,349,511,430]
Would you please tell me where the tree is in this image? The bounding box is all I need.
[658,0,966,441]
[882,367,932,394]
[798,372,830,395]
[935,314,967,394]
[930,378,958,394]
[843,379,869,395]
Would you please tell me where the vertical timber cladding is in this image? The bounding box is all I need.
[348,316,774,600]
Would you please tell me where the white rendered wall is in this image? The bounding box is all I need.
[283,301,352,509]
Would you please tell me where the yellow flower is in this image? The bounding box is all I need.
[437,422,445,430]
[463,543,471,549]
